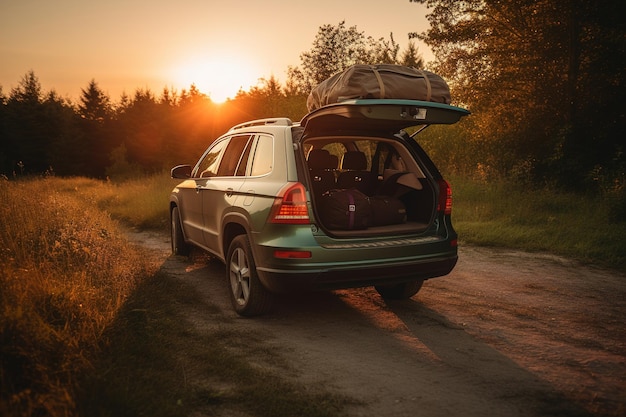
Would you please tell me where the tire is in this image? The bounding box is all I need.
[226,235,274,316]
[375,280,424,300]
[171,206,190,256]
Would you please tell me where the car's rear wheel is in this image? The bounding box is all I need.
[227,235,274,316]
[375,280,424,299]
[171,206,190,256]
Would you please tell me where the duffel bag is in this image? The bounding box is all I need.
[319,188,371,230]
[368,195,407,226]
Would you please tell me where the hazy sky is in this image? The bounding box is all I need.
[1,0,432,102]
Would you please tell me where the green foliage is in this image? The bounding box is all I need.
[449,176,626,270]
[591,165,626,223]
[412,0,625,190]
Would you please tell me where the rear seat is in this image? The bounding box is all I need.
[307,149,337,196]
[337,151,377,195]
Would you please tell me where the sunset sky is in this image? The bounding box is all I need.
[1,0,432,103]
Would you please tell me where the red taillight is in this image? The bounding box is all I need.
[437,179,452,215]
[269,182,310,224]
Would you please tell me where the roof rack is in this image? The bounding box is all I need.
[229,118,293,131]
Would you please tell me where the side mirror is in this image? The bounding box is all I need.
[171,165,192,179]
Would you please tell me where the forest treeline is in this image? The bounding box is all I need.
[0,73,309,179]
[1,2,624,205]
[0,20,423,180]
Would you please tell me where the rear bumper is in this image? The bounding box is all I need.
[256,254,457,293]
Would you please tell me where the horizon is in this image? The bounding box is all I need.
[1,0,433,103]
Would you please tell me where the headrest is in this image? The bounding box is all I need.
[308,149,334,170]
[341,151,367,171]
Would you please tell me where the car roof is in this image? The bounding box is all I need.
[300,99,470,137]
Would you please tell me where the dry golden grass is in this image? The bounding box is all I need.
[0,177,152,416]
[1,175,354,417]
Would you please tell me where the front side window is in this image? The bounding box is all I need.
[194,138,230,178]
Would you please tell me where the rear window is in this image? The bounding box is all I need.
[304,137,425,180]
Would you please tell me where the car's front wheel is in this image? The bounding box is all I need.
[171,206,190,256]
[227,235,274,316]
[375,280,424,300]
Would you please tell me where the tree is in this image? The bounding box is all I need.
[399,41,424,68]
[78,80,114,176]
[286,21,414,94]
[42,90,85,176]
[3,71,48,175]
[0,71,87,176]
[236,76,285,118]
[116,88,163,170]
[368,33,401,65]
[411,0,625,188]
[287,21,370,93]
[9,70,42,105]
[79,80,112,123]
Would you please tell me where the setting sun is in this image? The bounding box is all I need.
[169,53,262,103]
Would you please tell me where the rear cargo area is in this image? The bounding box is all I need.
[304,137,437,235]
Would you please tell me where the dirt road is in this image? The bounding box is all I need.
[129,231,625,417]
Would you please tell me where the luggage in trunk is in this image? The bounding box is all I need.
[369,195,407,226]
[319,188,371,230]
[307,64,451,112]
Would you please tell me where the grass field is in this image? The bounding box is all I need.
[449,176,626,270]
[1,173,624,416]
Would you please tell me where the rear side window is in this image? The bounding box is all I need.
[236,138,254,176]
[249,134,273,176]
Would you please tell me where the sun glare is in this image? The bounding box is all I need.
[171,54,261,103]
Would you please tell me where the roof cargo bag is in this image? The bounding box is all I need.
[307,64,451,112]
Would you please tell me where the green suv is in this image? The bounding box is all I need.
[170,99,469,316]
